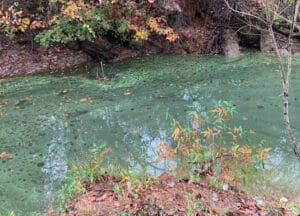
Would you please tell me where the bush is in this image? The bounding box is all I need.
[0,5,31,37]
[34,0,179,46]
[156,101,271,186]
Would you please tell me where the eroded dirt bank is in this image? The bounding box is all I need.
[0,18,219,79]
[61,173,295,216]
[0,38,92,78]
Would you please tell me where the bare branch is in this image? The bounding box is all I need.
[223,0,268,25]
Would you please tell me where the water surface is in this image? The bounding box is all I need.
[0,53,299,215]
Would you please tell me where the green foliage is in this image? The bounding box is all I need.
[191,173,201,183]
[35,2,132,46]
[283,0,293,5]
[184,193,206,216]
[82,144,109,183]
[208,176,222,190]
[56,165,84,211]
[56,144,109,211]
[35,17,93,46]
[257,0,295,29]
[120,212,132,216]
[114,183,121,195]
[5,212,15,216]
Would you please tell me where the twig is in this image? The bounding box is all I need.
[223,0,268,25]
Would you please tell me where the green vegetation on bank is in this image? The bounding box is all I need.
[0,0,178,45]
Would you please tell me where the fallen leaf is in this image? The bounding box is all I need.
[123,92,130,96]
[80,97,93,103]
[0,152,13,159]
[113,201,120,207]
[212,192,219,202]
[64,113,70,118]
[80,98,88,103]
[158,172,174,183]
[196,193,202,199]
[99,192,109,201]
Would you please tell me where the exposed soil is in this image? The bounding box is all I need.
[0,37,92,79]
[61,173,294,216]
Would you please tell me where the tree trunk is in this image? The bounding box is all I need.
[282,85,300,160]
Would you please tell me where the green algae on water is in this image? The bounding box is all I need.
[0,52,299,215]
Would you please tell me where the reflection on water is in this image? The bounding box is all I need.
[42,116,68,203]
[0,53,299,215]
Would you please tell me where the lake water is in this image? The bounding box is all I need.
[0,53,299,215]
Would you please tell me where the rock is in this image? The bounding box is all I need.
[222,30,240,58]
[279,197,288,203]
[260,30,290,54]
[279,48,289,56]
[291,38,300,55]
[260,30,275,52]
[252,195,265,207]
[67,41,81,51]
[238,27,260,48]
[80,39,116,61]
[222,183,229,191]
[139,41,163,54]
[260,30,300,55]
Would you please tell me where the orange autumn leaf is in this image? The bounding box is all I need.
[164,145,173,160]
[99,147,110,157]
[227,131,238,142]
[123,92,131,96]
[155,140,173,162]
[156,140,165,151]
[202,128,212,139]
[210,108,227,115]
[172,127,180,140]
[260,147,272,161]
[222,116,232,121]
[80,97,92,103]
[156,153,163,163]
[238,146,252,154]
[262,147,272,153]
